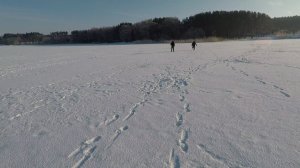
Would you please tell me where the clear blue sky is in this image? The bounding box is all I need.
[0,0,299,35]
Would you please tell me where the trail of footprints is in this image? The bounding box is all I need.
[123,100,146,121]
[176,99,190,155]
[168,63,254,168]
[107,125,129,149]
[68,136,101,168]
[168,92,192,167]
[68,87,148,168]
[68,126,129,168]
[68,73,190,167]
[68,111,130,168]
[67,81,149,167]
[178,129,188,153]
[69,66,203,167]
[175,113,183,127]
[184,103,190,112]
[176,98,190,153]
[100,114,119,127]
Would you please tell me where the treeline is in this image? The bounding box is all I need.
[0,32,44,45]
[1,11,300,45]
[71,18,181,43]
[183,11,273,38]
[273,16,300,33]
[0,32,71,45]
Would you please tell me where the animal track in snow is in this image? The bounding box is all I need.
[178,130,188,153]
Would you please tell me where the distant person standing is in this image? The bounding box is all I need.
[192,41,197,50]
[170,41,175,52]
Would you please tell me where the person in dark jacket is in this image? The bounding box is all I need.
[192,41,197,50]
[170,41,175,52]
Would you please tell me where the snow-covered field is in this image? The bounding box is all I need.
[0,40,299,168]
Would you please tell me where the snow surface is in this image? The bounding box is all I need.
[0,40,299,168]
